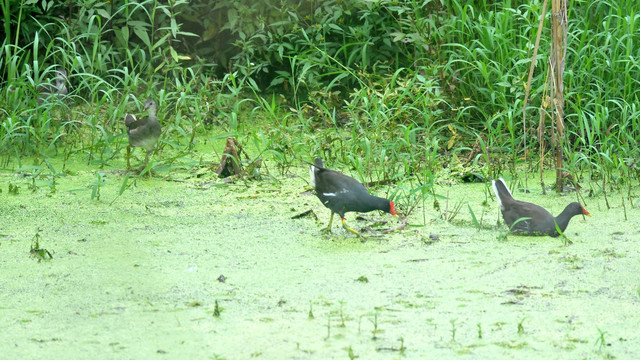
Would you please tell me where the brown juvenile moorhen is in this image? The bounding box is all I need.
[124,99,161,172]
[492,178,590,237]
[310,158,398,237]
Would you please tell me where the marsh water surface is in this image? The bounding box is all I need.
[1,159,638,359]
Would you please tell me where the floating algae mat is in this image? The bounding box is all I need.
[1,160,639,359]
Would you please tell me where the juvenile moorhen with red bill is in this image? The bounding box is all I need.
[492,178,590,237]
[310,158,398,237]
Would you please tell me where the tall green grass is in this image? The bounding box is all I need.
[1,0,639,212]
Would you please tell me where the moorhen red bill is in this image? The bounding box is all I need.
[492,178,590,237]
[310,158,398,237]
[124,98,161,172]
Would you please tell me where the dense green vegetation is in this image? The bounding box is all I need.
[1,0,639,211]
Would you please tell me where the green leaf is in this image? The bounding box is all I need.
[468,204,480,229]
[247,77,259,91]
[270,77,285,86]
[171,18,178,37]
[509,217,532,232]
[120,25,129,43]
[97,9,111,20]
[154,60,166,72]
[277,45,284,59]
[118,173,130,196]
[170,47,179,62]
[133,25,150,48]
[152,33,171,51]
[159,6,171,17]
[177,31,199,38]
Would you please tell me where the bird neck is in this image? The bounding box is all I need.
[554,206,580,232]
[363,195,391,213]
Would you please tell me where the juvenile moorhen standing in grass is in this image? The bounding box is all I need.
[310,158,398,237]
[124,99,161,172]
[492,178,590,237]
[38,67,68,103]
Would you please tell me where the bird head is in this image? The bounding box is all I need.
[143,99,156,111]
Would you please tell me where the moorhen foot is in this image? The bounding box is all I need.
[492,178,590,237]
[125,99,161,172]
[310,158,398,237]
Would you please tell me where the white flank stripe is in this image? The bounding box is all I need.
[323,192,337,197]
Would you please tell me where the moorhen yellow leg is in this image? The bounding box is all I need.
[323,212,335,232]
[341,218,363,238]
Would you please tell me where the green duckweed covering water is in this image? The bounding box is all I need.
[0,157,639,359]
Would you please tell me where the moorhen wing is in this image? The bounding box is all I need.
[492,178,590,237]
[310,158,398,237]
[124,99,161,172]
[38,67,68,103]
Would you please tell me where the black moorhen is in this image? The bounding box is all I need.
[310,158,398,237]
[38,67,68,103]
[492,178,590,237]
[124,99,161,172]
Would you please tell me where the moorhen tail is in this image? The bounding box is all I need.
[38,67,68,103]
[492,178,590,237]
[125,99,161,172]
[310,158,398,237]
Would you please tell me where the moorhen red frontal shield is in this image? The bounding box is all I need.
[492,178,590,237]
